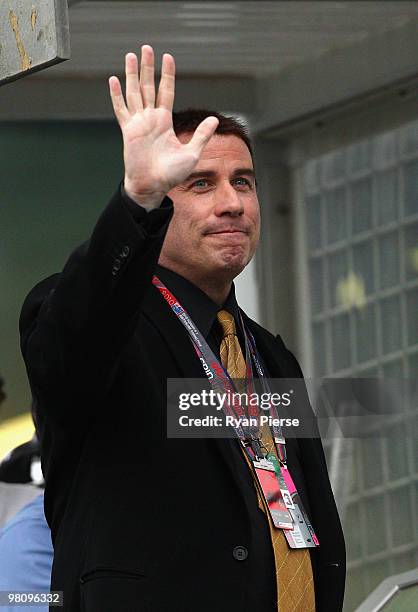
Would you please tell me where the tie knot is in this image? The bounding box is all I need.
[217,310,237,338]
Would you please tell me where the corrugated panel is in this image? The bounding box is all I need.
[48,1,418,77]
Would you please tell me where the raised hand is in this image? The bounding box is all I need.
[109,45,219,209]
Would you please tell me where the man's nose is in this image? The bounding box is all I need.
[214,182,244,216]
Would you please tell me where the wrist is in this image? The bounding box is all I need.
[123,180,166,211]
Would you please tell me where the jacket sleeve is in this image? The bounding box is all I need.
[20,186,173,423]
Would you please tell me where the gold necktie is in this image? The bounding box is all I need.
[217,310,316,612]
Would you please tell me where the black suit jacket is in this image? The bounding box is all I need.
[20,189,345,612]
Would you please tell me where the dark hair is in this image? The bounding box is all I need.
[172,109,254,162]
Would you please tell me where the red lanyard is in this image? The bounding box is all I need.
[153,276,320,547]
[153,275,286,463]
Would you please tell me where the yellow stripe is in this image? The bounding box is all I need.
[0,413,34,461]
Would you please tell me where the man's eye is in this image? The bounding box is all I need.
[191,177,252,188]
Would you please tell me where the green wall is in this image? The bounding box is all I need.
[0,121,124,421]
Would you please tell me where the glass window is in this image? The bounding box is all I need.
[309,257,324,315]
[416,481,418,522]
[408,353,418,377]
[325,188,347,245]
[328,249,349,308]
[404,159,418,217]
[353,240,375,296]
[351,178,373,234]
[406,287,418,347]
[376,169,398,226]
[321,150,346,187]
[355,304,377,363]
[304,159,320,195]
[365,495,387,554]
[382,358,404,378]
[389,486,413,547]
[348,444,360,495]
[380,295,402,354]
[331,313,351,371]
[312,321,327,377]
[404,222,418,281]
[345,502,362,559]
[400,119,418,157]
[347,141,371,176]
[409,419,418,474]
[355,365,379,378]
[386,422,409,481]
[378,231,400,289]
[361,437,384,488]
[302,120,418,608]
[306,194,322,250]
[373,131,397,170]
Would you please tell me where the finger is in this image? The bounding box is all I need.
[108,76,130,125]
[139,44,155,108]
[156,53,175,110]
[125,52,143,113]
[187,116,219,156]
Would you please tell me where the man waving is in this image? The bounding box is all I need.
[20,45,345,611]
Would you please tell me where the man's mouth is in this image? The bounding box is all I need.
[205,229,248,235]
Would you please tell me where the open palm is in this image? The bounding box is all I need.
[109,46,219,208]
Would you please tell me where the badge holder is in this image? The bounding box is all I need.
[280,464,320,549]
[252,457,294,529]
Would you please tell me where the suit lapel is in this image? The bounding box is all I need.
[241,313,297,378]
[142,289,313,517]
[141,284,204,379]
[141,286,256,506]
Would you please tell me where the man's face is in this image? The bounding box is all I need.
[159,134,260,284]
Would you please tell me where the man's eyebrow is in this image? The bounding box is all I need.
[184,167,256,182]
[231,168,256,180]
[184,170,217,182]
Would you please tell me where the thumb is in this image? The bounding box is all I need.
[186,116,219,156]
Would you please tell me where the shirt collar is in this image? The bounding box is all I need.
[155,265,241,338]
